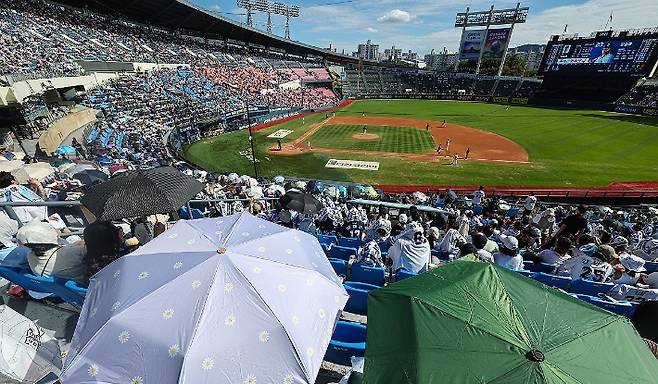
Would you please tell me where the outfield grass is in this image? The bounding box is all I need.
[183,100,658,187]
[311,124,435,153]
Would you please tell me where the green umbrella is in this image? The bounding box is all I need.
[364,259,658,384]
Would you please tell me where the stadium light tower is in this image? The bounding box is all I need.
[274,2,300,39]
[237,0,300,39]
[237,0,255,27]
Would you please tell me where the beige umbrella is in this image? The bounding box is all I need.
[0,161,25,173]
[11,163,55,183]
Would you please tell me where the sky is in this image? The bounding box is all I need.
[194,0,658,56]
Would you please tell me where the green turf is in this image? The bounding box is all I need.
[182,100,658,187]
[310,124,435,153]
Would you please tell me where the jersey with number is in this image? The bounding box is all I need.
[524,196,537,211]
[633,239,658,261]
[557,255,614,283]
[472,190,485,206]
[607,284,658,303]
[342,221,365,238]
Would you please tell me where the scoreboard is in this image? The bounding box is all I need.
[539,33,658,77]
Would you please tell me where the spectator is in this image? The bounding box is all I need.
[493,235,523,270]
[16,220,86,283]
[354,240,383,267]
[556,244,615,283]
[471,232,494,263]
[0,215,30,268]
[84,221,126,280]
[0,171,47,224]
[537,236,572,265]
[388,223,430,273]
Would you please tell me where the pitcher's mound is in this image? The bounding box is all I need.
[352,133,379,141]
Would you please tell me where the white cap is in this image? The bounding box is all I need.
[646,272,658,289]
[501,235,519,251]
[16,220,59,246]
[398,214,408,224]
[619,253,646,273]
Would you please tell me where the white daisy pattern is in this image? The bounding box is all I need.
[259,331,270,343]
[111,301,121,311]
[257,247,266,253]
[283,374,295,384]
[173,262,183,270]
[224,282,234,292]
[241,232,250,237]
[246,374,257,384]
[253,266,262,274]
[89,307,98,318]
[201,357,214,370]
[224,314,236,326]
[87,364,99,377]
[168,233,178,239]
[137,271,150,280]
[113,270,121,279]
[285,248,293,255]
[258,224,266,229]
[131,376,143,384]
[162,308,175,320]
[291,315,300,326]
[215,220,224,225]
[186,238,196,245]
[277,284,287,293]
[334,296,340,303]
[294,235,301,242]
[168,344,180,358]
[306,347,315,357]
[306,277,316,286]
[318,309,326,319]
[118,331,130,344]
[191,280,201,289]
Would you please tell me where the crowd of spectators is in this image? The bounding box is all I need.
[617,82,658,108]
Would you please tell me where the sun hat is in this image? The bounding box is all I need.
[16,220,59,246]
[618,253,647,273]
[501,235,519,251]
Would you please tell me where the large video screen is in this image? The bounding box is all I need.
[539,36,658,76]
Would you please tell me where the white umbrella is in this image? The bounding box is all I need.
[11,163,55,183]
[266,184,285,197]
[0,161,25,173]
[0,305,62,383]
[411,191,428,203]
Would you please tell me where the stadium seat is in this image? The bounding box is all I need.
[316,234,338,247]
[350,264,386,286]
[568,279,615,297]
[343,282,379,315]
[532,273,572,290]
[395,269,417,281]
[525,262,558,274]
[179,206,204,219]
[645,261,658,274]
[377,240,389,253]
[324,321,367,366]
[330,245,358,262]
[338,237,363,249]
[576,294,636,317]
[516,270,535,278]
[0,267,87,308]
[329,258,348,277]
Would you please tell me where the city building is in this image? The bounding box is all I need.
[508,44,546,73]
[353,40,380,61]
[383,46,402,62]
[424,52,458,71]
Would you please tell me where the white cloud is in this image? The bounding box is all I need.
[366,27,378,33]
[377,9,416,24]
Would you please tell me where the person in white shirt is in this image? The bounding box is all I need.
[537,236,572,265]
[472,186,485,207]
[556,244,615,283]
[471,233,494,263]
[388,223,431,273]
[493,235,523,270]
[524,193,537,215]
[434,227,466,259]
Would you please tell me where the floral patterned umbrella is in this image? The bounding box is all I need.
[60,212,348,384]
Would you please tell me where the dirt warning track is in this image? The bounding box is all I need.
[267,116,529,163]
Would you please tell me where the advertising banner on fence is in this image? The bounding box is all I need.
[325,159,380,171]
[482,28,511,59]
[459,29,486,60]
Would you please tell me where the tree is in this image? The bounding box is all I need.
[501,53,527,77]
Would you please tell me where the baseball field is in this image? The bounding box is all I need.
[182,100,658,187]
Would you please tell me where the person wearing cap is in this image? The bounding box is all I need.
[354,240,384,268]
[611,252,646,285]
[556,244,614,283]
[523,192,537,216]
[434,221,466,260]
[632,237,658,261]
[537,236,572,265]
[391,214,407,237]
[16,220,86,283]
[472,186,485,207]
[493,235,523,270]
[0,172,48,224]
[471,232,494,263]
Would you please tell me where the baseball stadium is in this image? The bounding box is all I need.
[4,0,658,383]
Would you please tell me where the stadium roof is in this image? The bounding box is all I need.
[56,0,365,64]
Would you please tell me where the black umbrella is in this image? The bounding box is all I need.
[72,169,108,186]
[279,190,323,214]
[81,167,203,221]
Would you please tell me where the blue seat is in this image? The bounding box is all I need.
[506,208,520,218]
[0,267,87,308]
[645,261,658,273]
[350,264,386,286]
[532,272,572,290]
[324,321,367,366]
[576,294,636,317]
[395,269,417,281]
[317,234,338,247]
[516,270,535,278]
[525,262,558,274]
[321,243,332,255]
[330,245,358,262]
[179,207,204,219]
[568,279,614,297]
[343,282,379,315]
[377,240,389,253]
[329,258,347,277]
[338,237,363,249]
